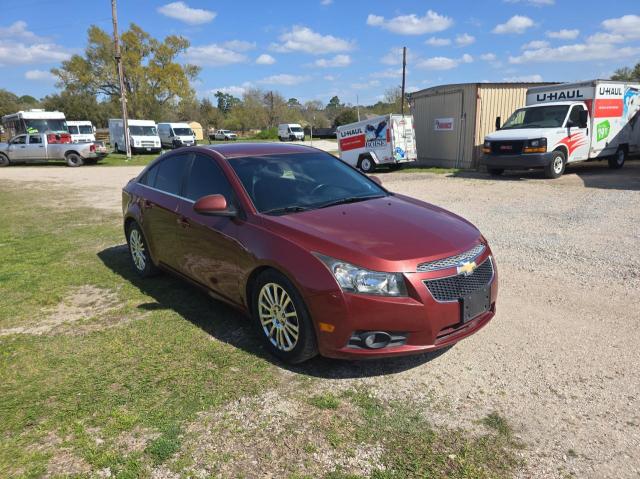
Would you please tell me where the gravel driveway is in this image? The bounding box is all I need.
[1,160,639,478]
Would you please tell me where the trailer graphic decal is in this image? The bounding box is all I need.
[596,120,611,142]
[624,87,640,129]
[339,134,366,151]
[364,120,387,148]
[556,131,588,156]
[594,98,624,118]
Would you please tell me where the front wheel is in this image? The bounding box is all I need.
[0,153,9,167]
[545,150,566,179]
[358,155,375,173]
[66,152,84,167]
[252,270,318,364]
[608,147,626,169]
[487,168,504,176]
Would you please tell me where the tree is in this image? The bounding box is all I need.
[41,92,117,128]
[326,95,342,110]
[214,91,241,115]
[287,98,302,109]
[333,108,359,127]
[51,23,199,119]
[611,62,640,81]
[0,90,43,117]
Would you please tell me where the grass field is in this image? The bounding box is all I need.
[0,181,523,478]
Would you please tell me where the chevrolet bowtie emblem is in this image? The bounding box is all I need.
[457,261,477,276]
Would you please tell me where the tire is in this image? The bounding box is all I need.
[0,153,9,167]
[114,143,119,153]
[251,269,318,364]
[358,155,375,173]
[126,222,159,278]
[608,147,626,169]
[289,135,295,141]
[544,150,566,179]
[487,168,504,176]
[388,164,401,171]
[65,152,84,167]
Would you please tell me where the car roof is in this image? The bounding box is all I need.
[201,142,319,159]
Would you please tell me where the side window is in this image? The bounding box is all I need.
[12,135,26,145]
[569,105,585,126]
[154,154,190,195]
[139,164,159,187]
[29,135,42,144]
[184,154,235,202]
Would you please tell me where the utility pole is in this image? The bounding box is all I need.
[401,46,407,116]
[356,95,360,121]
[111,0,131,159]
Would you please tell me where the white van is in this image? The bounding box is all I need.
[109,119,161,154]
[278,123,305,141]
[336,114,417,172]
[157,122,196,149]
[65,121,96,143]
[481,80,640,178]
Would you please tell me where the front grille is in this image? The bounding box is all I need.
[141,141,156,147]
[424,258,494,302]
[417,244,485,273]
[491,141,524,155]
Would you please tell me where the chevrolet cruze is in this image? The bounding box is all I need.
[122,144,498,363]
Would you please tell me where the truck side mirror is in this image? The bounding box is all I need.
[578,110,588,128]
[495,116,501,130]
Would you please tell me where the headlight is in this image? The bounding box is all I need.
[315,254,407,296]
[523,138,547,153]
[483,140,491,154]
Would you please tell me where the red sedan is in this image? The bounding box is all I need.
[122,143,497,363]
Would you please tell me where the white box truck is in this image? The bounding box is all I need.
[336,114,417,172]
[481,80,640,178]
[67,120,96,143]
[157,122,196,149]
[109,119,161,154]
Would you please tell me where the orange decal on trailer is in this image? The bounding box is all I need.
[340,134,366,151]
[594,99,623,118]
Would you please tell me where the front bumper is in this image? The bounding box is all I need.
[480,152,554,169]
[132,146,161,154]
[306,248,498,359]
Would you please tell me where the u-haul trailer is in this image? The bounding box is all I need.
[336,114,417,172]
[480,80,640,178]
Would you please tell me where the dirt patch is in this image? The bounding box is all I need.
[0,285,120,336]
[116,426,161,454]
[45,449,91,478]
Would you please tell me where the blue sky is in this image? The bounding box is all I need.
[1,0,639,106]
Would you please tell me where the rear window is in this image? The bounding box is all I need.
[142,154,190,195]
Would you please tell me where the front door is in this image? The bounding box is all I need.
[8,135,28,161]
[564,105,590,162]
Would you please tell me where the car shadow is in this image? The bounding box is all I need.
[97,244,448,379]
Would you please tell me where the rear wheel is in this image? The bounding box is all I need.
[252,270,318,364]
[65,152,84,167]
[487,168,504,176]
[0,153,9,167]
[608,147,626,169]
[545,150,565,179]
[126,222,159,278]
[358,155,375,173]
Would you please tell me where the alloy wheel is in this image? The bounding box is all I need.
[258,282,300,352]
[129,228,146,271]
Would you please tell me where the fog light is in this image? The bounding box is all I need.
[362,332,391,349]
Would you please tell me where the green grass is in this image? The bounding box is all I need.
[309,392,341,410]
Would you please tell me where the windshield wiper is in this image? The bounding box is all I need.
[317,195,385,209]
[262,205,309,215]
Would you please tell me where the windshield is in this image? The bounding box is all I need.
[173,128,193,136]
[228,152,386,215]
[79,125,93,134]
[25,119,67,133]
[502,105,569,129]
[67,125,79,134]
[289,127,303,132]
[129,125,158,136]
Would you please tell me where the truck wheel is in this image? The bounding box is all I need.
[66,152,84,167]
[358,155,375,173]
[114,143,119,153]
[0,153,9,167]
[544,150,565,179]
[289,135,295,141]
[487,168,504,176]
[608,147,626,169]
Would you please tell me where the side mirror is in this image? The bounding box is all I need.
[369,175,382,186]
[193,194,235,217]
[578,110,588,128]
[495,116,501,130]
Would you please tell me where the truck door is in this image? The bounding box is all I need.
[391,116,416,161]
[564,105,590,162]
[8,135,29,161]
[26,134,45,159]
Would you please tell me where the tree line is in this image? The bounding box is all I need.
[0,23,405,133]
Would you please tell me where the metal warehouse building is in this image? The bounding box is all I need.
[409,82,555,169]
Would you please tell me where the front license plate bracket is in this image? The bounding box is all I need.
[460,287,490,323]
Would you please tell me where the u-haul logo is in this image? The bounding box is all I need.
[536,89,584,102]
[339,127,362,138]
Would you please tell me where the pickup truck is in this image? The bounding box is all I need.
[0,133,107,167]
[209,129,237,141]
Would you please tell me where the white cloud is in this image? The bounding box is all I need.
[425,37,451,46]
[313,54,351,67]
[185,43,248,66]
[0,41,71,66]
[461,53,474,63]
[157,2,216,25]
[323,75,337,81]
[480,53,497,61]
[209,83,253,97]
[270,26,354,54]
[256,54,276,65]
[546,29,579,40]
[586,32,625,44]
[504,0,554,5]
[492,15,535,34]
[381,47,416,65]
[455,33,475,46]
[321,0,333,5]
[601,14,640,40]
[351,80,380,89]
[371,68,403,78]
[0,21,42,41]
[366,10,453,35]
[503,74,543,82]
[417,53,473,70]
[25,69,54,81]
[522,40,549,49]
[221,40,255,52]
[258,74,309,86]
[510,42,640,63]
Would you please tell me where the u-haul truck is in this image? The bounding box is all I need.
[336,114,417,172]
[480,80,640,178]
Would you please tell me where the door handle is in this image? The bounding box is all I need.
[177,216,191,228]
[39,145,44,148]
[141,199,153,209]
[20,146,26,148]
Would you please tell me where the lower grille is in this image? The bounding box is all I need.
[491,141,524,155]
[424,258,494,302]
[141,141,156,147]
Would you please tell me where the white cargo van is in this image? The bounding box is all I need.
[278,123,305,141]
[481,80,640,178]
[67,121,96,143]
[109,119,161,154]
[336,114,417,172]
[157,122,196,149]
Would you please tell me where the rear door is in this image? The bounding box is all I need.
[26,134,45,159]
[391,116,417,161]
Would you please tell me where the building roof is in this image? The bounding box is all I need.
[409,81,557,98]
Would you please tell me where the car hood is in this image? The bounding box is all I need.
[262,195,482,272]
[485,128,556,141]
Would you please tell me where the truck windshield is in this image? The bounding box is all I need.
[289,127,303,132]
[173,128,193,136]
[129,126,158,136]
[501,105,569,129]
[24,119,68,133]
[79,125,93,134]
[68,126,79,134]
